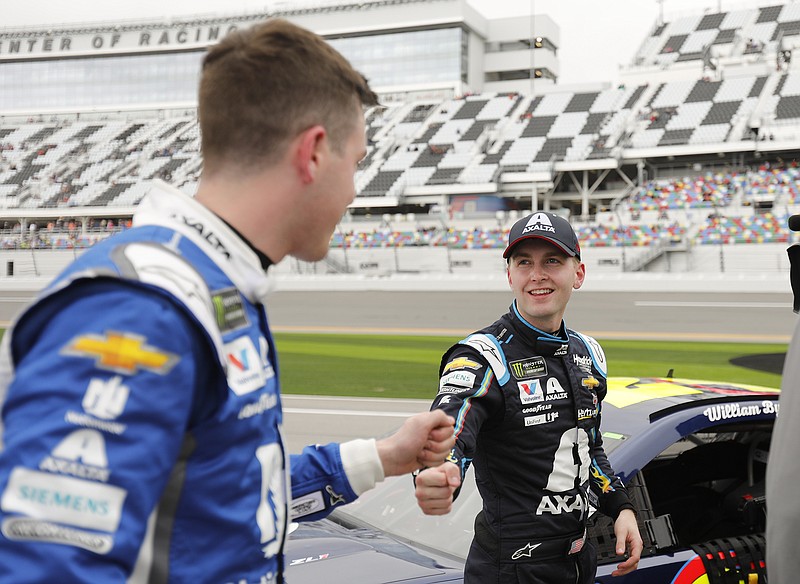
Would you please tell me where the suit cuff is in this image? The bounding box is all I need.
[340,438,385,496]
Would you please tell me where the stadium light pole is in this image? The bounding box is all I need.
[614,204,627,272]
[529,0,536,96]
[438,209,454,274]
[336,223,350,273]
[382,213,400,273]
[712,199,725,272]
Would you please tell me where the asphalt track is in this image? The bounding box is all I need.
[0,289,794,342]
[0,288,793,453]
[265,290,795,344]
[269,289,795,451]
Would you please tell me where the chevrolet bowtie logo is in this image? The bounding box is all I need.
[63,331,179,375]
[443,357,480,373]
[581,376,600,389]
[512,542,542,560]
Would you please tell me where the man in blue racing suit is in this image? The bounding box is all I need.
[415,212,642,583]
[0,19,456,583]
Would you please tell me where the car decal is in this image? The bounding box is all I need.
[604,377,778,409]
[670,554,708,584]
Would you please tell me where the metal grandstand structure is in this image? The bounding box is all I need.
[1,0,799,278]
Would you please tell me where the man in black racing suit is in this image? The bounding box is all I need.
[415,212,643,583]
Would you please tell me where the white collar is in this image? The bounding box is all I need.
[134,180,274,303]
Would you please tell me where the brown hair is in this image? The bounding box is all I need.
[199,18,378,175]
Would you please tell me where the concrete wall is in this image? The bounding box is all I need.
[0,246,790,295]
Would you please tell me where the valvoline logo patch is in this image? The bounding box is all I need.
[518,380,544,404]
[228,347,250,371]
[224,336,268,396]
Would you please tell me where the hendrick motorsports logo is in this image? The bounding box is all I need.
[573,355,592,374]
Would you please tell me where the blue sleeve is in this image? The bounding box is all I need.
[0,279,211,582]
[288,443,359,523]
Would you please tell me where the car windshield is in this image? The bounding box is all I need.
[332,472,481,560]
[331,429,630,559]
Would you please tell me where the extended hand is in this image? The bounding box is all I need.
[611,509,643,576]
[414,462,461,515]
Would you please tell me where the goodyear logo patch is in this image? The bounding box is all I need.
[62,332,178,376]
[211,287,249,333]
[509,357,547,380]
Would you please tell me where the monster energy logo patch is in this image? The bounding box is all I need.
[211,288,249,332]
[509,357,547,380]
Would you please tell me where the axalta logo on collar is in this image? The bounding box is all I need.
[180,215,231,259]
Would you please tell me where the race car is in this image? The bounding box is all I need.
[285,377,778,583]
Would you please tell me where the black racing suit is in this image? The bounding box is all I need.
[431,302,633,583]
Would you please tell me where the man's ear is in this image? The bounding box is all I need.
[293,125,327,184]
[573,262,586,289]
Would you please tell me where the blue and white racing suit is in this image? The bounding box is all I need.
[0,181,384,583]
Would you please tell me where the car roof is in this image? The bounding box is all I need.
[601,376,779,435]
[601,377,779,479]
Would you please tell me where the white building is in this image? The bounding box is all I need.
[0,0,559,116]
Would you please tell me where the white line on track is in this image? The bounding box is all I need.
[283,407,412,418]
[635,301,791,309]
[283,395,428,405]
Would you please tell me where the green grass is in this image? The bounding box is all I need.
[274,333,784,399]
[1,325,780,398]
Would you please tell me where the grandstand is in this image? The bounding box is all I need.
[1,0,799,283]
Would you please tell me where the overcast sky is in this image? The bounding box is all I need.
[2,0,781,85]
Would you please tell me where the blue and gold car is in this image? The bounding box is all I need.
[285,377,778,583]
